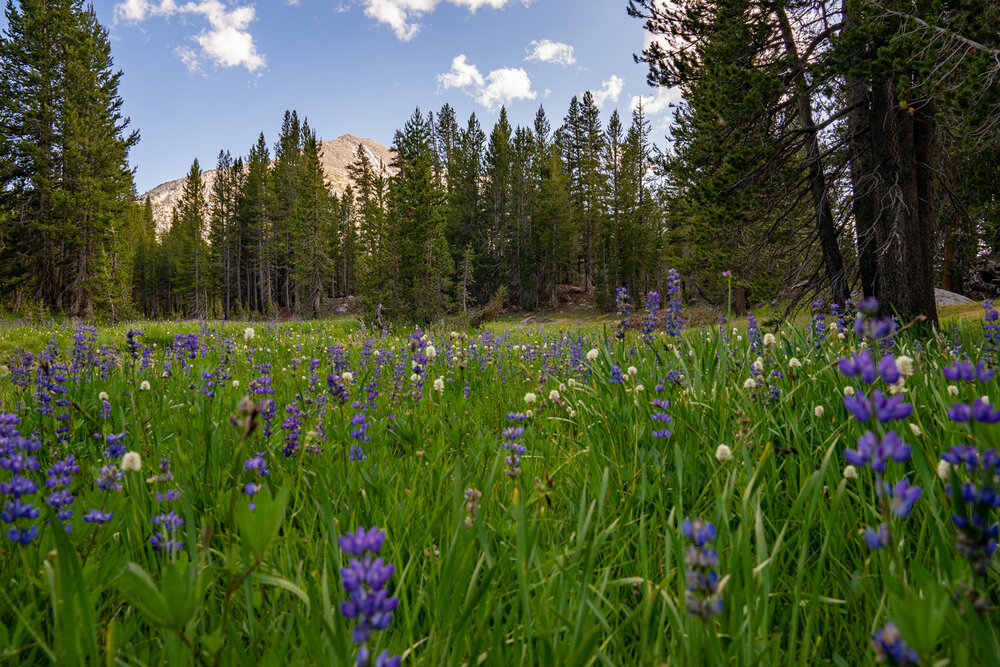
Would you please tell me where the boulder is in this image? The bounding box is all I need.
[934,288,975,307]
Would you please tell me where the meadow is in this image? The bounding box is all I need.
[1,298,999,666]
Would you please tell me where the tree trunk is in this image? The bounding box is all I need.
[775,6,850,306]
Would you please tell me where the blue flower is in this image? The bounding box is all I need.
[871,622,920,665]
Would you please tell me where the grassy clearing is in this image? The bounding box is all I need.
[0,305,998,665]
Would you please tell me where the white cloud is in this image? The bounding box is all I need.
[437,54,484,90]
[525,39,575,66]
[175,45,202,73]
[591,75,623,107]
[362,0,524,41]
[476,67,536,110]
[115,1,265,73]
[438,54,536,111]
[631,86,682,115]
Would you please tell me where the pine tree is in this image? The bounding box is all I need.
[172,159,209,316]
[389,108,451,323]
[0,0,138,315]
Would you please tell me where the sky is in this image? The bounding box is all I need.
[76,1,681,193]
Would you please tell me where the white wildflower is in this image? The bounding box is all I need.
[244,327,255,341]
[896,355,914,377]
[844,386,855,396]
[587,348,599,361]
[814,405,825,418]
[548,389,560,401]
[763,333,777,347]
[410,373,419,383]
[524,392,537,405]
[139,380,151,391]
[788,357,802,369]
[627,366,638,377]
[232,380,239,388]
[743,378,757,389]
[937,459,951,480]
[909,423,922,437]
[342,372,354,383]
[843,465,858,480]
[635,384,644,393]
[99,391,109,402]
[753,358,764,372]
[715,444,732,463]
[947,385,959,396]
[121,451,142,472]
[425,345,436,360]
[433,377,445,393]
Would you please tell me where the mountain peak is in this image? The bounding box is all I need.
[139,133,394,234]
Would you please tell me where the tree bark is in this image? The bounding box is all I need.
[775,5,850,306]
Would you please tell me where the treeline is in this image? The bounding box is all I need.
[137,97,670,322]
[0,0,139,319]
[630,0,1000,325]
[134,113,355,319]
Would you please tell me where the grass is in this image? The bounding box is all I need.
[0,306,998,665]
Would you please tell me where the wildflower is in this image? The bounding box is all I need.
[763,333,776,347]
[425,345,436,360]
[881,478,922,519]
[948,385,959,396]
[752,358,763,371]
[814,405,825,418]
[715,444,732,463]
[99,391,109,402]
[909,423,921,437]
[635,384,644,393]
[627,366,638,377]
[664,269,684,337]
[843,465,857,480]
[548,389,560,401]
[844,431,911,472]
[681,519,723,618]
[865,524,891,550]
[232,380,239,388]
[244,327,255,341]
[433,377,445,393]
[82,509,113,524]
[896,355,914,377]
[139,380,151,391]
[586,348,599,362]
[338,526,401,666]
[743,378,756,390]
[871,622,920,665]
[121,452,142,472]
[524,392,536,405]
[936,459,951,480]
[788,357,801,369]
[343,371,354,383]
[844,386,855,396]
[464,488,482,528]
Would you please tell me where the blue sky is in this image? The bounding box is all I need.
[82,1,680,192]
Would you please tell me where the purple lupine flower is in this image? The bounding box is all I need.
[641,291,659,345]
[103,432,127,459]
[948,403,973,423]
[82,509,113,524]
[664,269,684,337]
[150,510,184,553]
[879,478,922,519]
[871,622,920,665]
[681,519,722,618]
[338,525,401,666]
[501,413,527,478]
[864,523,890,550]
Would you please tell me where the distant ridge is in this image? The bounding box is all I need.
[138,134,394,234]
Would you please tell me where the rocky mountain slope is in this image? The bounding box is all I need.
[139,134,394,234]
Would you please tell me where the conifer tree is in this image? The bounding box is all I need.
[0,0,138,315]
